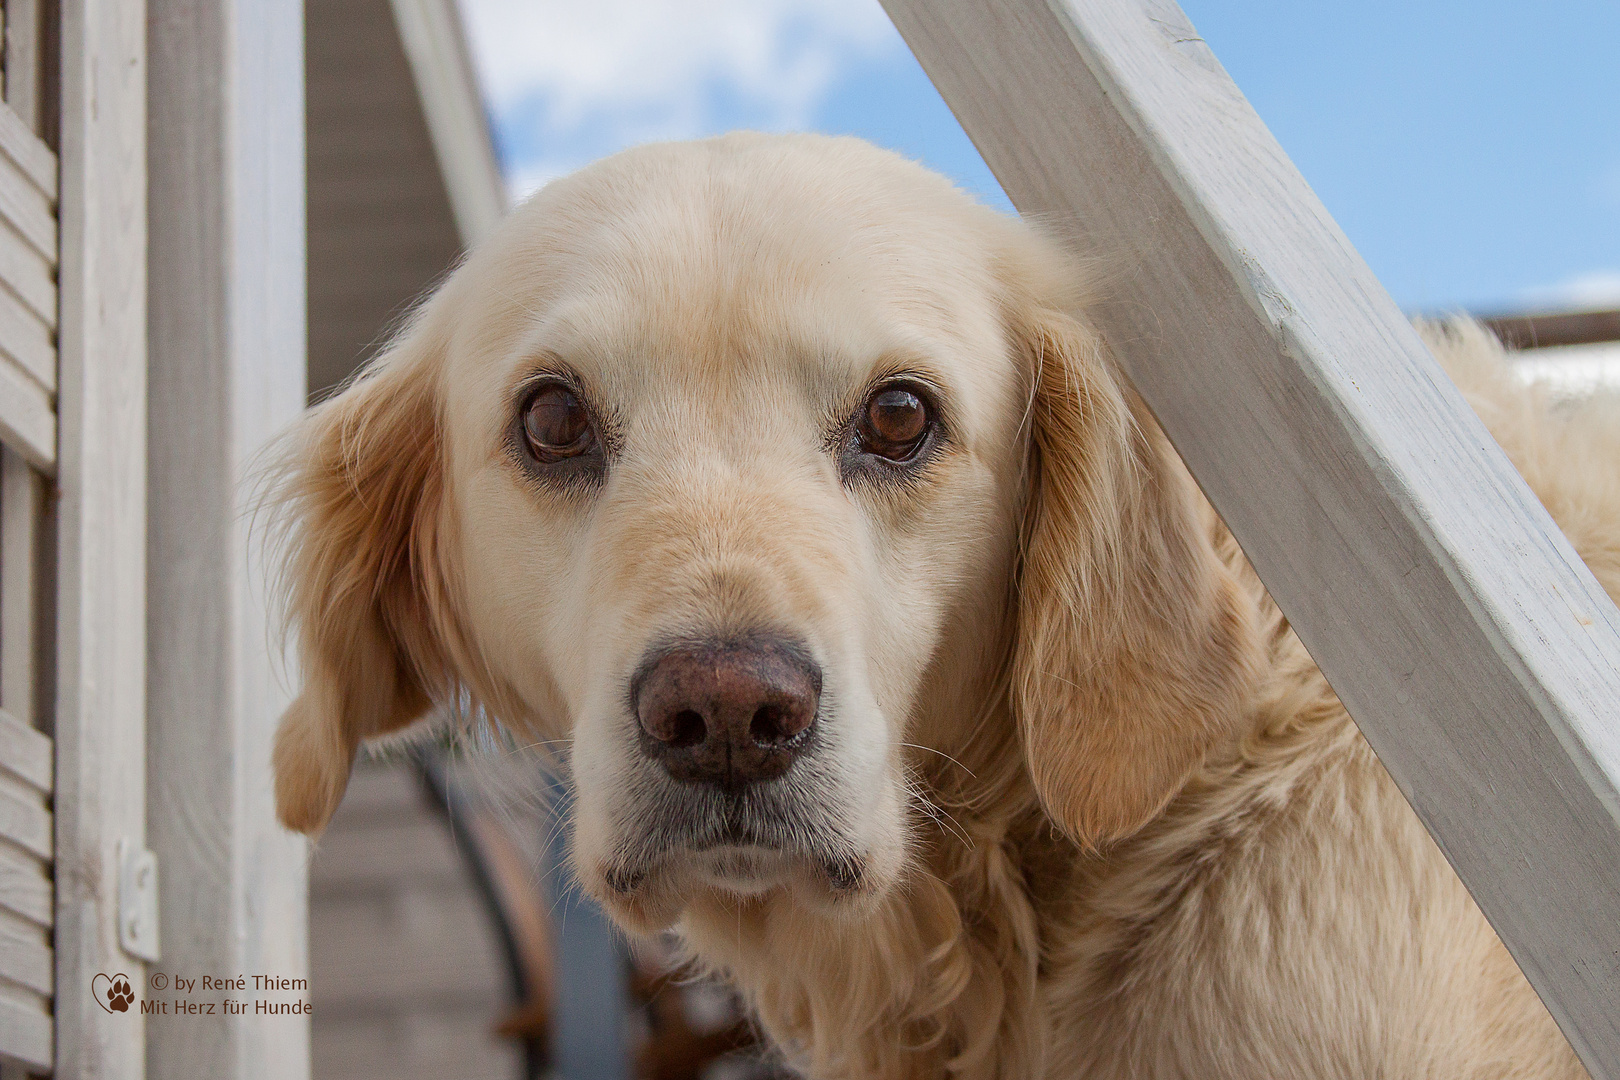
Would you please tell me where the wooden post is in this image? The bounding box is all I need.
[145,0,309,1077]
[54,0,149,1075]
[878,0,1620,1075]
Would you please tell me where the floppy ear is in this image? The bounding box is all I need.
[270,318,460,835]
[1011,306,1262,849]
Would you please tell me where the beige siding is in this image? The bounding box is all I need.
[310,759,520,1080]
[306,0,464,400]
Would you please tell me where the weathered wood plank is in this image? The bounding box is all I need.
[0,353,52,470]
[0,780,49,860]
[1,1,45,139]
[54,0,149,1076]
[0,452,46,739]
[0,993,51,1070]
[0,841,50,926]
[879,1,1620,1074]
[0,281,55,392]
[0,215,57,327]
[0,912,53,995]
[0,147,54,262]
[0,711,49,794]
[0,103,56,202]
[146,0,310,1076]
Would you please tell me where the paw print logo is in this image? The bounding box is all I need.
[92,973,135,1014]
[108,977,134,1012]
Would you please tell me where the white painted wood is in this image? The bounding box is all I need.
[879,0,1620,1074]
[2,0,43,135]
[0,908,52,995]
[0,352,51,469]
[145,0,309,1077]
[387,0,506,244]
[54,0,149,1075]
[0,712,48,792]
[0,218,55,330]
[1,452,45,734]
[0,103,56,198]
[0,994,51,1071]
[0,281,55,390]
[0,777,47,858]
[0,150,54,261]
[0,839,50,926]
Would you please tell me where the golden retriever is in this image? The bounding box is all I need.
[270,133,1615,1079]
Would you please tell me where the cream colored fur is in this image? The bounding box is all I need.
[268,134,1613,1079]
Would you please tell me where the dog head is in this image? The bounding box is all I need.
[271,133,1259,927]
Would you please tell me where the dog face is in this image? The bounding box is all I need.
[272,134,1260,929]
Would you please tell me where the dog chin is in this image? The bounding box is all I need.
[587,839,891,933]
[691,844,797,895]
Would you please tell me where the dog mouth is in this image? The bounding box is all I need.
[598,785,868,901]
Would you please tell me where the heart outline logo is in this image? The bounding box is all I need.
[92,973,135,1013]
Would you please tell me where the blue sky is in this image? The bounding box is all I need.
[457,0,1619,315]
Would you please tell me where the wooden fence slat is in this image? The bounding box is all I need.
[0,917,53,995]
[0,214,58,327]
[0,842,51,926]
[0,147,55,261]
[0,993,52,1071]
[0,104,57,204]
[0,280,55,392]
[0,711,49,793]
[0,106,54,201]
[879,1,1620,1075]
[0,352,55,470]
[1,0,45,140]
[0,450,47,741]
[0,782,49,860]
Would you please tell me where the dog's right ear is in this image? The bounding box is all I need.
[1007,302,1263,850]
[270,314,458,835]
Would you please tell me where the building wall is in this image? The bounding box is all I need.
[310,757,521,1080]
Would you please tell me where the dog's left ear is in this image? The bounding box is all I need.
[1009,303,1263,849]
[267,309,467,835]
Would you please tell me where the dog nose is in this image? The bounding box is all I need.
[633,639,821,790]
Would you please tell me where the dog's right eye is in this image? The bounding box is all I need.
[521,383,597,462]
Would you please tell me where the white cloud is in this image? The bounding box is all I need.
[1519,270,1620,312]
[456,0,901,200]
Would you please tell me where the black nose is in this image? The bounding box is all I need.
[632,639,821,790]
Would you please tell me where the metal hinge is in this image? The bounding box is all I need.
[116,839,161,962]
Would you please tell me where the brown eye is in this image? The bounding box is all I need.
[522,383,596,462]
[857,385,932,461]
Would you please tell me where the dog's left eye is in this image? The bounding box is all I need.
[856,384,933,461]
[521,383,598,462]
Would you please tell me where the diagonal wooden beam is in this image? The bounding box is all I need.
[879,0,1620,1073]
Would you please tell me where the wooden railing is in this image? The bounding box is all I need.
[879,1,1620,1077]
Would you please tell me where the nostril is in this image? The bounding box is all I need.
[750,704,784,745]
[669,709,707,748]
